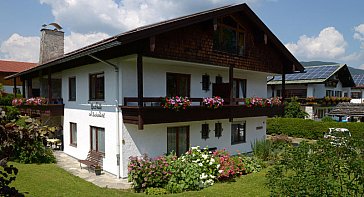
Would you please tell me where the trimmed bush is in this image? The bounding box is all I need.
[267,117,364,140]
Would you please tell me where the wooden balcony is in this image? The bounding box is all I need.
[15,98,64,117]
[17,104,64,117]
[120,97,283,129]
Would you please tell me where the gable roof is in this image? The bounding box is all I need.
[0,60,36,73]
[268,64,355,87]
[7,3,303,79]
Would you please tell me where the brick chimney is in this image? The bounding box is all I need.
[39,26,64,65]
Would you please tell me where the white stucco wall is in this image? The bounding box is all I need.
[59,55,269,178]
[121,116,266,178]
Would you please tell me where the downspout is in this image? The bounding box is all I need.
[88,54,121,179]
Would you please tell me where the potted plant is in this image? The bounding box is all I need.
[94,165,102,175]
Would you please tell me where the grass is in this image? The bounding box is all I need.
[10,162,269,197]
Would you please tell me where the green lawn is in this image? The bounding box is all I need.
[10,162,269,197]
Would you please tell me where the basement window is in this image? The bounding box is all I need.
[215,122,223,138]
[201,123,210,140]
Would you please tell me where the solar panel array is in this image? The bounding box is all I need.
[273,65,340,81]
[352,74,364,86]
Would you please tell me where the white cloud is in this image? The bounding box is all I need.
[39,0,258,34]
[64,32,110,53]
[285,27,347,60]
[1,0,265,62]
[0,34,40,62]
[0,32,110,62]
[354,24,364,49]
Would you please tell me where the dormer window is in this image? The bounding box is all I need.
[213,16,245,55]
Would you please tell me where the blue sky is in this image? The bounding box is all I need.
[1,0,364,69]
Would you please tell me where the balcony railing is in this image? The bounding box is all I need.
[13,98,64,117]
[286,97,351,106]
[120,97,283,129]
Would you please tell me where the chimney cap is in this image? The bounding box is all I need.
[41,23,63,31]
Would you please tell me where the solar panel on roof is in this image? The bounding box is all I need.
[353,74,364,86]
[270,65,340,82]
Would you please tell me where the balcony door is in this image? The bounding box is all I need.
[233,79,247,98]
[167,126,189,156]
[166,73,190,97]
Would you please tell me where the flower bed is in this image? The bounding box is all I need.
[12,97,47,106]
[128,147,262,194]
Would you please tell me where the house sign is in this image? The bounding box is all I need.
[89,102,105,118]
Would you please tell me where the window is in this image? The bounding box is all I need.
[326,90,334,97]
[215,122,223,138]
[89,73,104,101]
[70,122,77,147]
[215,76,223,84]
[167,126,189,156]
[213,16,245,55]
[201,124,210,140]
[202,74,210,91]
[276,90,281,97]
[233,79,247,98]
[231,122,246,144]
[69,77,76,101]
[90,126,105,153]
[351,92,362,99]
[335,91,342,97]
[166,73,190,97]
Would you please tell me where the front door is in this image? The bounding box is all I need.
[167,126,189,156]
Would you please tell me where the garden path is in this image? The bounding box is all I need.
[54,151,131,189]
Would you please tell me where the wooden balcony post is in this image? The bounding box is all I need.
[229,64,234,122]
[137,54,144,130]
[137,54,143,107]
[13,77,17,95]
[27,79,33,98]
[282,68,286,116]
[48,72,52,103]
[22,79,25,98]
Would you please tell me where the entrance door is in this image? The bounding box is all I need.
[167,126,189,156]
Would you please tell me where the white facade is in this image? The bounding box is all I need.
[54,55,271,178]
[350,88,364,103]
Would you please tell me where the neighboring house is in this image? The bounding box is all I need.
[8,4,303,178]
[0,60,36,94]
[351,74,364,103]
[267,64,355,119]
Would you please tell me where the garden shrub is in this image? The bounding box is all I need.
[267,117,364,140]
[128,147,261,193]
[213,149,245,180]
[239,156,262,174]
[0,163,24,196]
[128,154,176,192]
[0,115,56,164]
[251,139,272,161]
[267,138,364,196]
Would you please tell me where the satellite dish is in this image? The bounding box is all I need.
[42,23,63,31]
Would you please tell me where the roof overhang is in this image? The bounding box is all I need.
[7,3,303,80]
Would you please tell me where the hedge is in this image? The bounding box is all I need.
[267,118,364,140]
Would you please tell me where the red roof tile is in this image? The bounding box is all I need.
[0,60,37,73]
